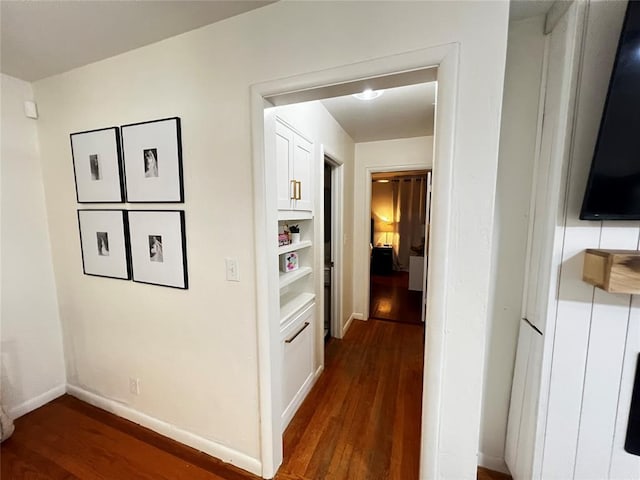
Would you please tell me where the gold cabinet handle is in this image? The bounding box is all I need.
[290,179,296,200]
[296,181,302,200]
[285,322,310,343]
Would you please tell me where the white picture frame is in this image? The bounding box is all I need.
[77,209,131,280]
[71,127,124,203]
[128,210,188,289]
[121,117,184,203]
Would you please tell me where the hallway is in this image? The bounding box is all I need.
[278,319,424,480]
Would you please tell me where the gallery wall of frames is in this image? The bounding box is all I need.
[71,117,188,289]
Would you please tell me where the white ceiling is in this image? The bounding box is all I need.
[1,0,275,82]
[320,82,436,143]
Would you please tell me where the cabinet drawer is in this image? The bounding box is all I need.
[281,303,315,431]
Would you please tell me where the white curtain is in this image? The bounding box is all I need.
[391,176,427,271]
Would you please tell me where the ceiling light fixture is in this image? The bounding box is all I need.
[353,89,384,101]
[375,179,390,183]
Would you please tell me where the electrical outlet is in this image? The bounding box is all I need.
[129,377,140,395]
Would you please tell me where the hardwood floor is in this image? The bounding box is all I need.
[1,320,511,480]
[0,394,257,480]
[279,319,424,480]
[369,272,423,324]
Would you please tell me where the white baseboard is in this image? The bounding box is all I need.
[8,384,66,419]
[343,312,363,336]
[478,452,509,474]
[66,384,262,477]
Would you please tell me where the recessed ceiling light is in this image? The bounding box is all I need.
[375,179,390,183]
[353,89,384,101]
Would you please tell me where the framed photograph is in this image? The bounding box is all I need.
[70,127,124,203]
[121,117,184,202]
[77,210,131,280]
[128,210,188,289]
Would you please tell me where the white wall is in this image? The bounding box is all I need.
[541,1,640,477]
[31,1,508,477]
[0,74,66,418]
[480,16,546,472]
[353,136,433,316]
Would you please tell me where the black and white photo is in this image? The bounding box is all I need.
[71,127,124,202]
[128,210,187,289]
[144,149,159,178]
[78,210,130,280]
[90,154,101,180]
[121,117,183,202]
[96,232,109,256]
[148,235,163,262]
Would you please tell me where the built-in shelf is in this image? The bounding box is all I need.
[279,266,312,290]
[583,249,640,294]
[278,210,313,221]
[278,240,312,255]
[280,292,316,325]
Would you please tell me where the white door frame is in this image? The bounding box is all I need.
[322,151,344,340]
[251,44,458,479]
[363,165,431,321]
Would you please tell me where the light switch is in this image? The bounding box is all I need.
[225,258,240,282]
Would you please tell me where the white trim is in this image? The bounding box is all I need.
[342,312,362,337]
[478,452,510,475]
[8,384,66,419]
[322,149,345,340]
[66,384,262,476]
[251,43,459,480]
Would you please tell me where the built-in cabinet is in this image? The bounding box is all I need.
[272,116,317,432]
[276,118,313,213]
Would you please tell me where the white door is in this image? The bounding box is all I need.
[507,3,584,479]
[292,134,313,211]
[275,120,295,210]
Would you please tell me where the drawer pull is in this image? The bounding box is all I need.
[290,180,296,200]
[285,322,310,343]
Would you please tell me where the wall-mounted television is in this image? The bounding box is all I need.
[580,0,640,220]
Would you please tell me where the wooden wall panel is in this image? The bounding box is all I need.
[609,295,640,479]
[573,223,639,479]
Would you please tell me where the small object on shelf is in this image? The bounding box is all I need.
[583,249,640,294]
[278,233,290,247]
[288,224,300,244]
[280,251,299,273]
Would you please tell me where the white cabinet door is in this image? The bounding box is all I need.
[274,117,314,213]
[292,134,313,211]
[276,120,295,210]
[281,303,315,431]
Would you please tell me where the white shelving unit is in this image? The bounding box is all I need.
[280,291,316,325]
[279,266,312,289]
[278,240,312,256]
[270,114,318,432]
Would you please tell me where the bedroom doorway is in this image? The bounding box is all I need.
[369,170,431,325]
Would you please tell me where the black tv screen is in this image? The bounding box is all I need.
[580,0,640,220]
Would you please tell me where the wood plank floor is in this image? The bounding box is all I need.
[279,319,424,479]
[369,272,423,324]
[1,319,511,480]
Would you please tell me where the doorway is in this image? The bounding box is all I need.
[323,156,342,341]
[369,170,431,325]
[251,46,463,479]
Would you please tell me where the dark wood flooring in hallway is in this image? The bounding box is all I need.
[0,319,510,480]
[369,272,423,325]
[279,319,424,479]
